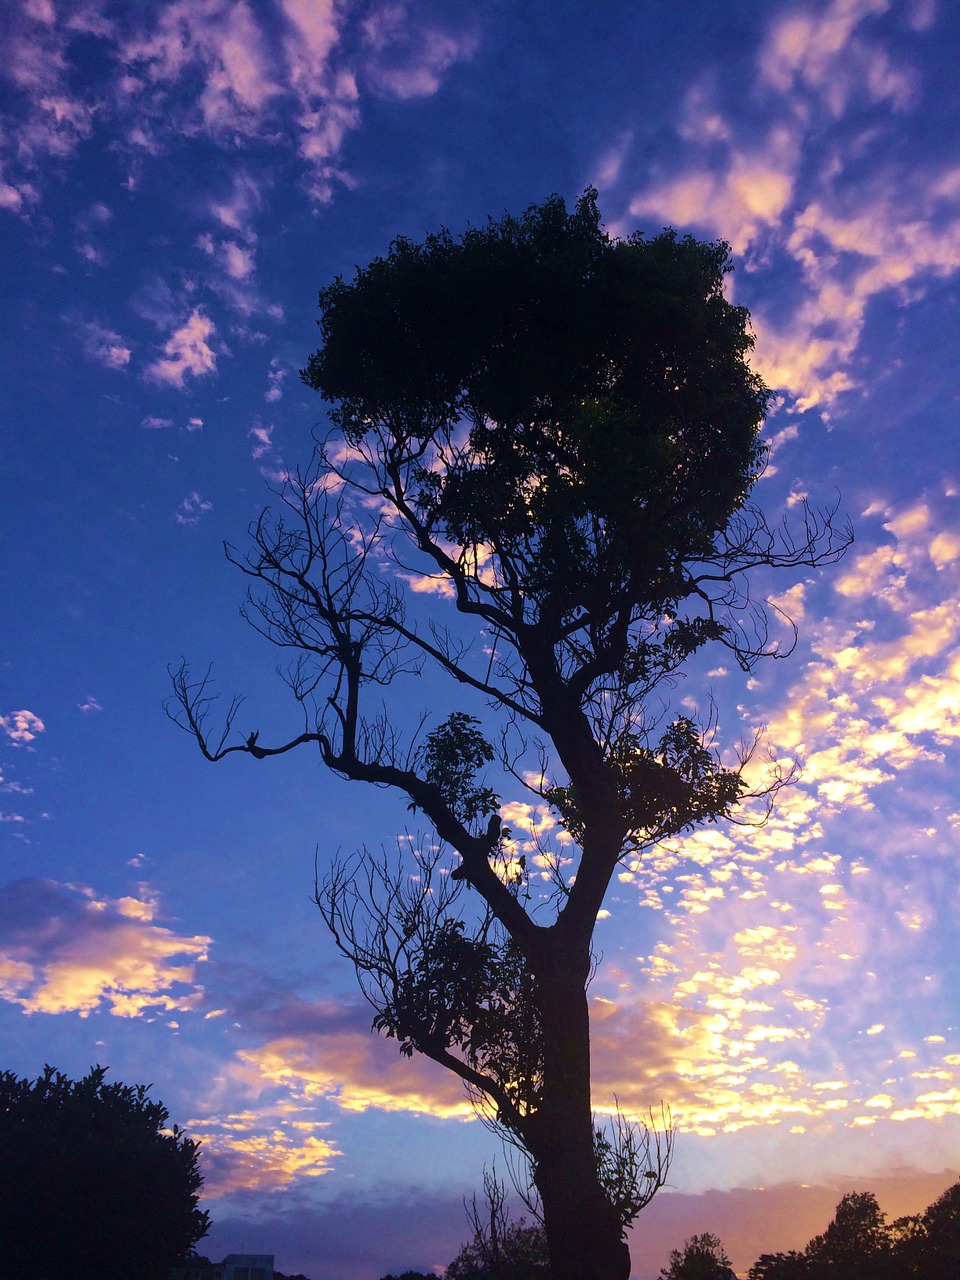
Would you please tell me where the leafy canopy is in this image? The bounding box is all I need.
[306,189,768,637]
[0,1064,210,1280]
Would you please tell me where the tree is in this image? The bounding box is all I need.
[446,1221,550,1280]
[918,1181,960,1276]
[447,1167,551,1280]
[802,1191,893,1279]
[747,1252,809,1280]
[892,1180,960,1278]
[659,1232,735,1280]
[170,190,848,1280]
[0,1064,210,1280]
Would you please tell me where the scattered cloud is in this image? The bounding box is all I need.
[596,488,960,1145]
[0,878,210,1018]
[77,695,102,713]
[237,1030,475,1122]
[145,309,218,388]
[192,1111,342,1195]
[81,321,132,369]
[222,241,255,279]
[363,18,478,101]
[264,356,287,402]
[759,0,917,115]
[176,490,213,524]
[0,710,45,746]
[0,769,32,796]
[618,1,960,413]
[0,2,475,221]
[248,421,273,459]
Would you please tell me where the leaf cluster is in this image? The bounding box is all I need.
[545,716,742,846]
[446,1218,552,1280]
[412,712,499,829]
[375,924,543,1119]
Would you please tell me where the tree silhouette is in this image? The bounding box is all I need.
[659,1232,735,1280]
[747,1251,809,1280]
[0,1064,209,1280]
[915,1181,960,1276]
[170,190,848,1280]
[803,1191,893,1279]
[447,1220,550,1280]
[747,1181,960,1278]
[448,1166,552,1280]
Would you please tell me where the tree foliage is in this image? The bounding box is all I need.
[170,190,849,1280]
[659,1233,734,1280]
[0,1064,210,1280]
[449,1168,552,1280]
[746,1181,960,1279]
[447,1222,551,1280]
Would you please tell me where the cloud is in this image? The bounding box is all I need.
[249,421,273,459]
[188,1105,342,1195]
[618,1,959,413]
[264,356,287,402]
[144,308,218,387]
[1,1,476,221]
[237,1030,475,1121]
[0,768,32,796]
[0,709,45,746]
[210,170,263,234]
[629,127,797,255]
[222,240,255,279]
[593,487,960,1151]
[176,490,213,524]
[0,878,210,1017]
[120,0,282,133]
[758,0,917,115]
[77,694,102,713]
[364,24,479,101]
[202,1185,469,1280]
[141,415,174,429]
[81,321,131,369]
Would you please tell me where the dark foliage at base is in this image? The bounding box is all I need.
[0,1064,209,1280]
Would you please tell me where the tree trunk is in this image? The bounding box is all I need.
[529,945,631,1280]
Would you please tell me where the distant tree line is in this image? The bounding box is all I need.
[379,1178,960,1280]
[746,1184,960,1279]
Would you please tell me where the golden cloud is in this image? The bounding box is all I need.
[0,879,210,1018]
[237,1030,475,1121]
[189,1103,342,1196]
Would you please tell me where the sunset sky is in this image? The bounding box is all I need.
[2,1,960,1277]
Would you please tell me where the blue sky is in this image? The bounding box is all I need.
[2,1,960,1277]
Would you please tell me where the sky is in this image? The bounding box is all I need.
[1,0,960,1276]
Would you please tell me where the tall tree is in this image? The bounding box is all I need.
[170,190,847,1280]
[0,1064,210,1280]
